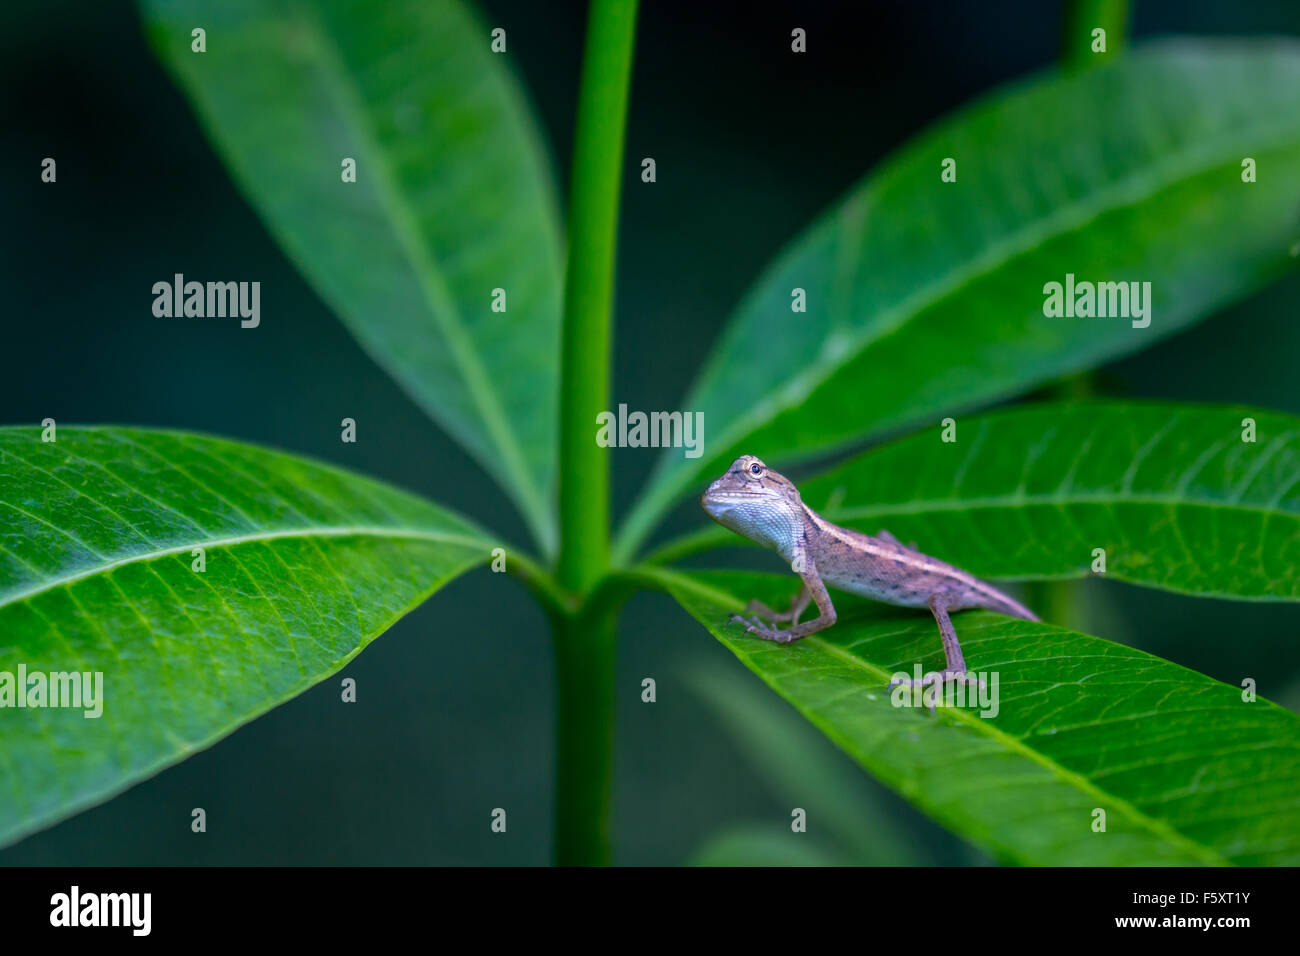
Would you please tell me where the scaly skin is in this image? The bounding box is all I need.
[699,454,1038,692]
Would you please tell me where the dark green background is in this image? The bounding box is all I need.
[2,0,1298,864]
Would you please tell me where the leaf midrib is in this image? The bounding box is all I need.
[617,81,1300,559]
[0,525,490,610]
[655,567,1230,866]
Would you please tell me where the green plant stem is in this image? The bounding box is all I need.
[557,0,638,596]
[552,0,639,866]
[1061,0,1128,68]
[1033,0,1129,627]
[507,551,575,616]
[549,602,618,866]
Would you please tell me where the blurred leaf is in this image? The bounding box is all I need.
[655,567,1300,865]
[654,401,1300,601]
[141,0,564,553]
[617,40,1300,560]
[686,662,922,864]
[0,427,492,847]
[689,824,848,866]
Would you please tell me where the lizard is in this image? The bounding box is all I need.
[699,454,1038,692]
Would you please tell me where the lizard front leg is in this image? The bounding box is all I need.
[742,583,811,625]
[731,570,835,644]
[888,590,985,693]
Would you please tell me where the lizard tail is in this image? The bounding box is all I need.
[979,586,1040,622]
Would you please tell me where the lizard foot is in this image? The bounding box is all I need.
[729,614,800,644]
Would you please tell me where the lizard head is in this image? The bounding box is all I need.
[700,455,804,554]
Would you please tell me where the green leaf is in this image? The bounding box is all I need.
[653,401,1300,601]
[655,567,1300,865]
[617,40,1300,560]
[0,426,493,847]
[688,824,847,867]
[140,0,564,554]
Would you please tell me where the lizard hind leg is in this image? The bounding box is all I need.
[929,591,971,676]
[886,590,985,700]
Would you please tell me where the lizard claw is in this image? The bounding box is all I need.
[730,614,798,644]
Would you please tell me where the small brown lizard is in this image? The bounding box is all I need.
[700,454,1038,691]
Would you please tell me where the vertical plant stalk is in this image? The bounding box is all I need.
[1030,0,1129,627]
[553,0,639,866]
[550,603,618,865]
[1061,0,1128,68]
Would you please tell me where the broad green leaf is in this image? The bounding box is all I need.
[141,0,564,554]
[0,426,493,847]
[652,401,1300,601]
[656,567,1300,865]
[617,40,1300,560]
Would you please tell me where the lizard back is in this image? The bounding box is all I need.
[801,506,1038,620]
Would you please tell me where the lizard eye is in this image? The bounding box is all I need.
[749,462,763,476]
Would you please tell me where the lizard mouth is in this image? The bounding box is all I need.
[701,489,763,503]
[700,488,766,516]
